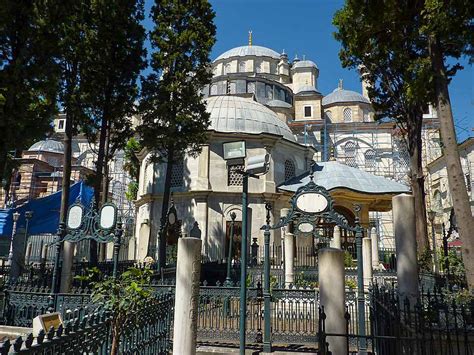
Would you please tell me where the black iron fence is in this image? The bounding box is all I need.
[0,294,173,354]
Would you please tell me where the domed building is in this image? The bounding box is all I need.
[134,40,414,263]
[5,139,94,206]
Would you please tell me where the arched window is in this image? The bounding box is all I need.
[210,84,217,95]
[239,61,246,72]
[433,190,442,212]
[364,149,376,171]
[247,81,255,94]
[270,62,277,74]
[363,110,370,122]
[224,63,231,75]
[343,108,352,122]
[284,160,296,181]
[170,159,184,188]
[344,141,357,167]
[255,60,262,73]
[266,85,273,99]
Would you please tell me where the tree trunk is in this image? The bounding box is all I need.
[99,124,111,262]
[157,149,174,271]
[429,36,474,289]
[110,322,120,355]
[407,116,429,253]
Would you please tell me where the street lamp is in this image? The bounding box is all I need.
[8,211,21,265]
[238,152,270,355]
[428,210,439,274]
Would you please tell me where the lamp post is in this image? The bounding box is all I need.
[238,153,270,355]
[428,210,439,274]
[23,211,33,262]
[263,202,272,353]
[225,212,236,286]
[8,211,21,265]
[354,205,367,353]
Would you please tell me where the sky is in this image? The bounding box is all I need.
[144,0,473,141]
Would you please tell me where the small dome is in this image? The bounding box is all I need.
[206,96,296,142]
[322,88,370,106]
[28,139,64,154]
[214,45,280,61]
[294,85,320,95]
[266,99,292,109]
[292,60,318,70]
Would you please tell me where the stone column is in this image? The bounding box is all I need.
[173,237,202,355]
[393,194,419,303]
[362,237,373,292]
[330,226,342,249]
[284,233,295,286]
[370,227,379,270]
[25,243,32,265]
[281,208,290,270]
[319,248,346,355]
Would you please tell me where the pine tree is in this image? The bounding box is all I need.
[138,0,216,269]
[0,0,58,203]
[80,0,146,209]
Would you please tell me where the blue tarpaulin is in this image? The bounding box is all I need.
[0,181,94,237]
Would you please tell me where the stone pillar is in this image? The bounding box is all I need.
[25,243,32,265]
[330,226,341,249]
[173,237,202,355]
[393,194,419,303]
[280,208,290,270]
[284,233,295,286]
[370,227,379,270]
[362,237,373,292]
[319,248,346,355]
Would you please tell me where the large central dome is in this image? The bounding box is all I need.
[206,96,296,142]
[214,45,280,61]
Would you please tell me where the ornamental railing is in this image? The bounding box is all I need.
[0,294,173,355]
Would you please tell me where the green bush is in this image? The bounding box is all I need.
[344,251,354,268]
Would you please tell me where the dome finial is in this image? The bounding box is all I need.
[338,79,343,89]
[248,30,252,47]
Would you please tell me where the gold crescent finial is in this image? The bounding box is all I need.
[248,30,253,47]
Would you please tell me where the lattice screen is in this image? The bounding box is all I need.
[170,160,184,188]
[284,160,296,181]
[228,164,244,186]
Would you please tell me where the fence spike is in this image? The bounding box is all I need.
[46,326,55,340]
[0,339,11,354]
[37,329,45,344]
[24,333,33,348]
[12,336,23,352]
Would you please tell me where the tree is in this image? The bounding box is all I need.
[334,0,474,288]
[0,0,58,204]
[85,266,153,355]
[334,0,432,252]
[80,0,146,209]
[138,0,216,269]
[123,137,141,201]
[422,0,474,288]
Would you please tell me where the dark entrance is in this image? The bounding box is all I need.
[225,220,242,261]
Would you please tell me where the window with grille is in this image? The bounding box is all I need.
[228,164,244,186]
[304,106,312,118]
[284,160,296,181]
[170,160,184,188]
[247,82,255,94]
[363,110,370,122]
[433,190,442,211]
[343,108,352,122]
[255,61,262,73]
[344,141,357,167]
[364,149,376,171]
[239,61,246,72]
